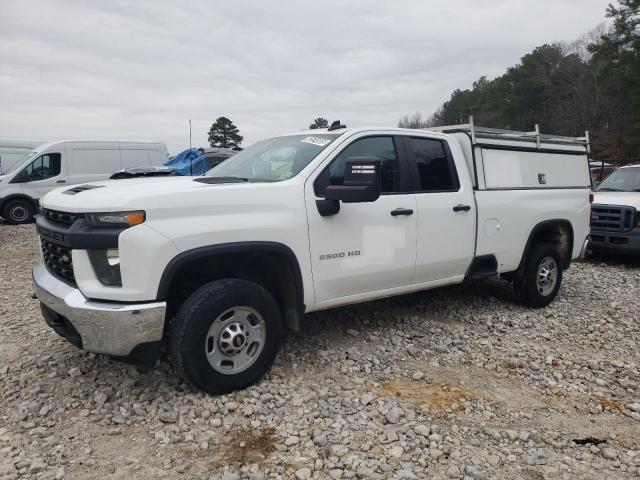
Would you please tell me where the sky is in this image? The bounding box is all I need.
[0,0,612,154]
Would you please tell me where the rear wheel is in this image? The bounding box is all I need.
[2,199,35,224]
[514,243,563,308]
[169,278,283,394]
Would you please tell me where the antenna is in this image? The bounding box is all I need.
[328,120,347,131]
[189,119,193,176]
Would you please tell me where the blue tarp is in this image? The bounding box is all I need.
[164,148,208,176]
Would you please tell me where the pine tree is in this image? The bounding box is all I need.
[208,117,243,149]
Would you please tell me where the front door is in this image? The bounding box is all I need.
[18,152,67,199]
[305,134,417,306]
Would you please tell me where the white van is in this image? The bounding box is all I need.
[0,139,47,174]
[0,140,168,224]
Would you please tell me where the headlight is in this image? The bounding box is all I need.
[85,211,145,227]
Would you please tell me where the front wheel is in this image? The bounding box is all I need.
[169,278,283,394]
[2,199,35,224]
[514,243,563,308]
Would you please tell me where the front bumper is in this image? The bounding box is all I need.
[588,229,640,255]
[33,263,166,359]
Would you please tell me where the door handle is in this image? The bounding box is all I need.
[56,180,67,184]
[391,208,414,216]
[453,204,471,212]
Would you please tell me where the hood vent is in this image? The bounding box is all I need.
[194,176,249,185]
[62,184,105,195]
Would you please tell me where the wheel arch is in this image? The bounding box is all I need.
[0,194,38,222]
[517,219,574,271]
[0,194,38,212]
[157,241,305,331]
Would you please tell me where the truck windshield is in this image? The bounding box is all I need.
[2,151,37,176]
[597,166,640,192]
[205,134,340,182]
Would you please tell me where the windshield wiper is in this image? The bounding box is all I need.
[597,187,623,191]
[194,176,248,184]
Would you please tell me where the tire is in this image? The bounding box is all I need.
[2,199,35,224]
[514,243,563,308]
[169,278,283,394]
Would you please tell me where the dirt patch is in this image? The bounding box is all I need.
[212,428,278,466]
[592,394,625,413]
[375,379,476,415]
[377,365,640,450]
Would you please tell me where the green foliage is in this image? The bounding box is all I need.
[406,1,640,161]
[309,117,329,129]
[208,117,243,150]
[589,0,640,157]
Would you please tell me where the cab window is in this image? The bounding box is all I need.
[407,137,459,192]
[315,136,400,196]
[15,153,62,182]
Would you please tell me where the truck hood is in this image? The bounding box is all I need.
[40,176,272,213]
[592,191,640,210]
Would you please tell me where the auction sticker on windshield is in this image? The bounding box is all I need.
[301,136,332,147]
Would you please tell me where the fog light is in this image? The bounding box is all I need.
[88,249,122,286]
[106,249,120,266]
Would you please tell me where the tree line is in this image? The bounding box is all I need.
[400,0,640,162]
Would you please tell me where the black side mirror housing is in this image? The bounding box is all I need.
[316,158,382,216]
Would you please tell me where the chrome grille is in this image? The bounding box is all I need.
[591,204,636,232]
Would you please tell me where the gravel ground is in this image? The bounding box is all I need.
[0,223,639,480]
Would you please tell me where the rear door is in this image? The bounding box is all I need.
[306,133,417,306]
[404,135,476,282]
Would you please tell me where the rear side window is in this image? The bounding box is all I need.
[315,136,400,196]
[20,153,62,181]
[408,137,459,192]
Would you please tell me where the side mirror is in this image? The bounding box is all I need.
[316,158,381,216]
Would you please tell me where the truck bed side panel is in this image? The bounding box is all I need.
[474,189,591,272]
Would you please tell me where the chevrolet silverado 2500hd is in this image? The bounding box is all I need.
[33,121,591,394]
[589,164,640,255]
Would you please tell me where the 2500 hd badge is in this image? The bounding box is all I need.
[319,250,361,260]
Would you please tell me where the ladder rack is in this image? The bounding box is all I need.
[427,116,590,153]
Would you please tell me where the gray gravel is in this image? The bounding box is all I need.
[1,223,639,479]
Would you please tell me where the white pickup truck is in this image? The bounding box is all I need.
[589,164,640,255]
[32,121,591,394]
